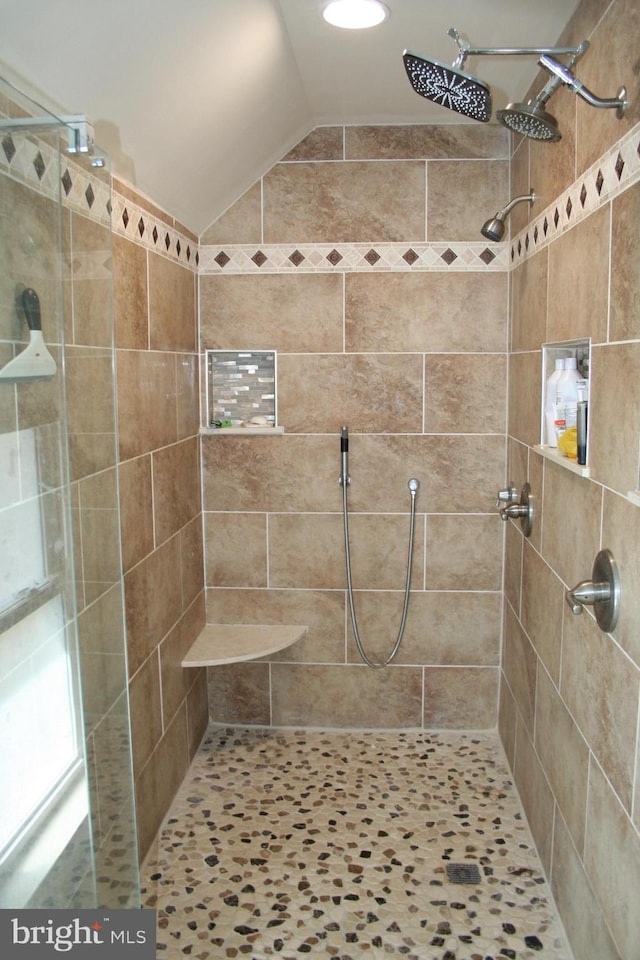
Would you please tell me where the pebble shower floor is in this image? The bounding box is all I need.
[142,726,574,959]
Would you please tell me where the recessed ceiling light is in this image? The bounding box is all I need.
[323,0,390,30]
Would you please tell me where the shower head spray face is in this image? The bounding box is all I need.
[403,51,492,122]
[496,100,561,141]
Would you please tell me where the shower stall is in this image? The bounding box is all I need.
[0,77,139,908]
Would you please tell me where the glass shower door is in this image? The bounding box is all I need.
[0,77,139,909]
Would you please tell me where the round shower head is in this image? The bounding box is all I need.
[496,100,561,142]
[480,217,506,242]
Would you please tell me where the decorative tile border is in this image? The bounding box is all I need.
[110,192,198,268]
[198,240,508,274]
[510,119,640,266]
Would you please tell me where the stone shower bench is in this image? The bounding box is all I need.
[181,623,308,667]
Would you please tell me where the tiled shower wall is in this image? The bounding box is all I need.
[199,124,511,729]
[499,0,640,957]
[112,180,208,861]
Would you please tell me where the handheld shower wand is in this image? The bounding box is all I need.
[339,426,350,487]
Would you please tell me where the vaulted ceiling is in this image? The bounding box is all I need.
[0,0,580,235]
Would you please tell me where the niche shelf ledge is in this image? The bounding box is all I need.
[534,444,590,477]
[182,623,308,666]
[200,426,284,436]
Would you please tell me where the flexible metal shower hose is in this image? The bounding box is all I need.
[341,479,418,669]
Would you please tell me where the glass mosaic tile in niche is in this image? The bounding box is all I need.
[206,350,277,427]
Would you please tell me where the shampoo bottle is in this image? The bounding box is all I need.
[544,358,565,447]
[556,357,582,432]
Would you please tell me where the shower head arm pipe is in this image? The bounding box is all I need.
[447,27,587,69]
[495,191,535,220]
[538,54,627,117]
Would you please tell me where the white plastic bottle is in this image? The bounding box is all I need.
[555,356,582,436]
[544,358,565,447]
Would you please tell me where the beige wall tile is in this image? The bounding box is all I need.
[118,455,154,573]
[423,666,498,728]
[148,252,196,352]
[346,591,501,667]
[66,346,116,479]
[345,125,509,161]
[263,161,426,243]
[502,603,537,735]
[113,234,148,349]
[204,511,267,587]
[116,350,177,460]
[206,587,346,664]
[284,127,344,161]
[521,542,564,684]
[69,214,112,347]
[124,533,183,675]
[513,720,555,874]
[128,651,163,778]
[424,354,507,433]
[176,353,199,441]
[208,661,271,725]
[589,341,640,496]
[528,87,577,210]
[135,704,189,862]
[153,437,201,544]
[510,249,548,353]
[278,353,423,435]
[180,516,205,611]
[551,811,621,960]
[160,599,205,724]
[541,459,601,589]
[575,0,640,175]
[507,352,541,447]
[186,669,209,756]
[200,182,262,245]
[202,435,338,513]
[602,489,640,667]
[585,759,640,960]
[547,205,610,344]
[200,274,343,352]
[610,180,640,341]
[427,159,509,242]
[271,663,423,727]
[345,273,507,353]
[535,667,589,851]
[561,605,639,812]
[498,678,517,770]
[425,514,503,590]
[503,520,523,618]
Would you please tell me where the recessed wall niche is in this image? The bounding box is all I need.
[205,349,277,429]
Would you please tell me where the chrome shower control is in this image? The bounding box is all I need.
[566,548,621,632]
[495,481,518,507]
[499,482,533,537]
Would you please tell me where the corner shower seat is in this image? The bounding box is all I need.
[181,623,308,666]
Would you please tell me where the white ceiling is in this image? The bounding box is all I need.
[0,0,581,235]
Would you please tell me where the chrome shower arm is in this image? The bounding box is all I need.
[447,26,586,65]
[496,191,535,219]
[539,54,627,117]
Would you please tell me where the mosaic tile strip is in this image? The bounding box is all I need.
[110,191,198,268]
[511,119,640,266]
[0,118,196,268]
[198,241,509,274]
[142,727,574,959]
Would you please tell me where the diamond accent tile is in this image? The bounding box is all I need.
[33,150,45,181]
[479,248,496,265]
[403,248,419,265]
[251,250,268,267]
[61,169,73,196]
[137,216,145,238]
[441,248,457,265]
[553,208,560,228]
[152,226,158,244]
[164,232,171,250]
[289,249,305,266]
[364,248,380,265]
[580,184,588,207]
[615,152,625,180]
[176,240,181,257]
[595,169,605,194]
[214,251,230,268]
[327,248,343,265]
[122,208,129,229]
[2,134,16,163]
[85,183,95,209]
[566,197,572,219]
